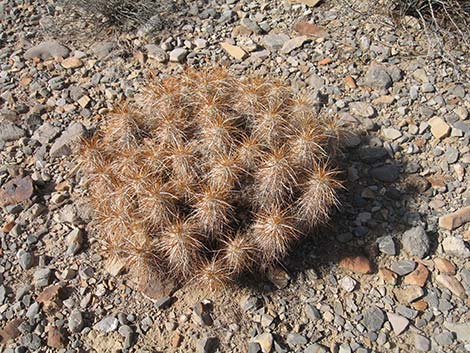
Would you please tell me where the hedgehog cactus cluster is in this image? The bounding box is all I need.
[79,67,343,290]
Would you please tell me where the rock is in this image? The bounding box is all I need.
[435,332,454,346]
[339,276,356,292]
[293,21,327,37]
[197,337,218,353]
[50,122,85,158]
[404,263,429,287]
[379,268,398,285]
[395,285,424,304]
[387,312,409,335]
[413,69,429,83]
[428,117,450,139]
[370,165,399,182]
[240,18,262,34]
[305,304,321,321]
[434,258,456,274]
[0,318,24,342]
[248,342,261,353]
[220,43,248,60]
[36,284,61,311]
[26,302,40,319]
[33,268,51,287]
[382,128,402,140]
[349,102,375,118]
[415,334,431,351]
[262,34,289,51]
[169,48,188,63]
[145,44,168,62]
[17,249,34,270]
[0,122,25,142]
[0,176,34,207]
[254,332,273,353]
[91,41,116,59]
[47,326,65,348]
[402,226,430,259]
[445,147,459,164]
[69,309,84,333]
[24,41,70,60]
[454,106,468,120]
[66,228,84,255]
[391,260,416,276]
[339,255,373,274]
[439,207,470,231]
[364,63,392,90]
[444,321,470,342]
[193,301,213,326]
[31,122,61,145]
[291,0,322,6]
[194,38,208,49]
[94,316,118,333]
[377,235,396,255]
[286,333,307,346]
[363,306,385,331]
[442,236,470,258]
[61,57,83,69]
[436,274,466,298]
[305,343,328,353]
[280,36,308,54]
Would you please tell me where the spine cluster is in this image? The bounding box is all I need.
[80,67,342,290]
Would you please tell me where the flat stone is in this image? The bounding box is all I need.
[435,332,455,346]
[413,68,429,83]
[445,147,459,164]
[24,41,70,60]
[364,63,392,90]
[402,226,430,259]
[382,128,402,140]
[0,122,25,142]
[439,207,470,231]
[31,122,61,145]
[61,57,83,69]
[442,236,470,258]
[0,318,24,342]
[444,321,470,342]
[91,41,116,59]
[403,263,429,287]
[395,285,424,304]
[387,312,409,335]
[0,176,34,207]
[305,343,328,353]
[434,258,456,274]
[363,306,385,331]
[370,165,399,182]
[415,334,431,351]
[286,333,307,346]
[262,34,289,51]
[428,117,450,139]
[377,235,396,255]
[169,48,188,63]
[254,332,273,353]
[293,21,327,37]
[66,228,83,255]
[379,268,398,285]
[50,122,85,158]
[220,43,248,60]
[391,260,416,276]
[33,268,51,287]
[350,102,375,118]
[94,316,118,333]
[436,274,466,298]
[17,249,34,270]
[197,337,218,353]
[339,255,373,274]
[145,44,168,62]
[47,326,65,348]
[280,36,308,54]
[291,0,322,6]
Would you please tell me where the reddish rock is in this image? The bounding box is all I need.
[293,21,327,37]
[411,299,428,311]
[47,326,65,348]
[344,75,357,89]
[0,176,34,206]
[379,268,398,285]
[171,334,183,348]
[318,57,333,65]
[339,255,373,274]
[37,284,62,314]
[0,319,24,342]
[436,274,466,298]
[404,263,429,287]
[434,258,456,274]
[439,206,470,230]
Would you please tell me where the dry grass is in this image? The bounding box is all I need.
[79,67,343,290]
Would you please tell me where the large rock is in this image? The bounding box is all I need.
[364,63,392,90]
[402,226,430,259]
[49,122,86,158]
[0,122,25,142]
[24,41,70,60]
[442,236,470,258]
[444,321,470,342]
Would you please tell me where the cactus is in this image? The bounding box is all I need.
[79,67,343,291]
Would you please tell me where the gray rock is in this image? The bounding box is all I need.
[422,83,435,93]
[435,331,454,346]
[66,228,83,256]
[24,41,70,60]
[262,34,289,51]
[50,122,85,158]
[286,333,307,346]
[197,336,218,353]
[387,312,409,335]
[396,305,418,319]
[91,41,116,59]
[248,342,261,353]
[31,122,60,145]
[94,316,118,333]
[363,306,385,331]
[69,309,84,333]
[445,147,459,164]
[280,36,308,54]
[338,343,352,353]
[26,302,40,319]
[339,276,357,292]
[17,249,34,270]
[442,237,470,258]
[414,334,431,351]
[370,165,399,182]
[145,44,168,62]
[350,102,375,118]
[305,304,321,321]
[377,235,396,255]
[169,48,188,63]
[444,321,470,342]
[364,63,392,90]
[391,260,416,275]
[241,18,263,34]
[402,226,430,259]
[0,285,6,304]
[0,122,25,142]
[304,343,328,353]
[33,268,51,287]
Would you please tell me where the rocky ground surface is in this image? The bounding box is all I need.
[1,0,470,352]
